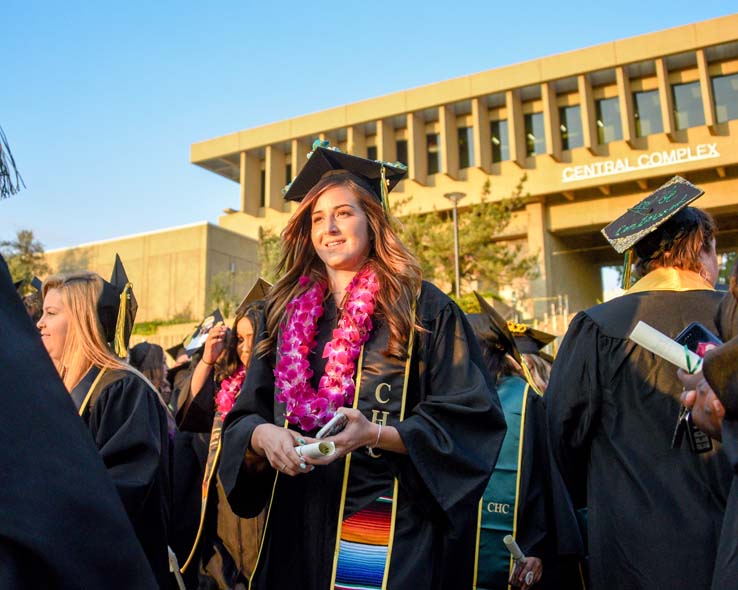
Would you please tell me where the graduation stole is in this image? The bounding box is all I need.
[330,324,415,590]
[474,376,530,590]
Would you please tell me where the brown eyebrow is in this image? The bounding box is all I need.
[311,203,357,217]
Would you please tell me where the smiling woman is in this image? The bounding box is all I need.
[219,143,506,590]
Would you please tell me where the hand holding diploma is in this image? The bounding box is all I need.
[504,535,542,589]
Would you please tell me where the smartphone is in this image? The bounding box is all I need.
[674,322,722,358]
[316,412,347,439]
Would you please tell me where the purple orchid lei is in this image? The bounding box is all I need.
[274,267,380,431]
[215,363,246,416]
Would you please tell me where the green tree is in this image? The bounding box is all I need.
[258,225,283,283]
[394,176,539,296]
[1,229,50,289]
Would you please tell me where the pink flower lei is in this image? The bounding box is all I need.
[215,363,246,416]
[274,266,380,431]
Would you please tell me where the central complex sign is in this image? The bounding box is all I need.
[561,143,720,183]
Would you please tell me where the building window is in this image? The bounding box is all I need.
[672,82,705,129]
[427,133,440,175]
[559,105,583,150]
[285,163,292,185]
[712,73,738,123]
[395,139,408,166]
[633,90,663,137]
[490,120,509,162]
[524,112,546,156]
[367,145,378,161]
[259,169,266,208]
[457,126,474,168]
[595,97,622,144]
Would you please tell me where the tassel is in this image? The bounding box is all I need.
[0,127,25,199]
[521,360,544,397]
[380,165,390,213]
[621,250,634,290]
[114,282,133,358]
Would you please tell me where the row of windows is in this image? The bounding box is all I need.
[257,72,738,203]
[460,72,738,167]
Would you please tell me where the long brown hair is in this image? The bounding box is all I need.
[634,207,717,278]
[42,272,128,391]
[214,303,262,382]
[259,173,422,358]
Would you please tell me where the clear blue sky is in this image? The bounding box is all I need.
[2,1,735,250]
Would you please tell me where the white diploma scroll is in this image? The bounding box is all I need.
[503,534,525,562]
[295,441,336,459]
[629,321,703,373]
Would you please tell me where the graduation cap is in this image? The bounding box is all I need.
[601,176,704,288]
[97,255,138,358]
[183,309,225,355]
[166,343,187,362]
[235,277,271,316]
[282,140,407,210]
[13,276,42,295]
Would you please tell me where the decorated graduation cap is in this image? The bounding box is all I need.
[183,309,225,355]
[282,140,407,211]
[235,277,271,316]
[98,254,138,358]
[473,292,554,394]
[601,175,704,288]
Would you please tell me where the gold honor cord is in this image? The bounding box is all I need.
[328,346,366,588]
[180,439,223,573]
[78,368,108,417]
[380,166,390,214]
[381,317,415,589]
[621,250,634,291]
[473,499,483,589]
[248,419,289,590]
[521,361,543,397]
[507,384,530,589]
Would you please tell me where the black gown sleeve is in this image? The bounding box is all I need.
[219,310,276,517]
[392,297,507,532]
[89,375,167,519]
[545,312,602,506]
[176,371,217,433]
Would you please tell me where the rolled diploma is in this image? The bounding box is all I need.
[629,321,703,373]
[295,441,336,459]
[503,534,525,562]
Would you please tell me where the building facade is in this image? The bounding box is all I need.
[45,222,259,323]
[192,14,738,318]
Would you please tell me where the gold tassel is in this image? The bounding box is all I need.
[380,165,390,213]
[521,360,543,397]
[621,250,634,290]
[114,282,132,358]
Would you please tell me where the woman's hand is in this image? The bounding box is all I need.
[511,556,542,589]
[320,408,408,461]
[202,324,228,365]
[250,424,315,476]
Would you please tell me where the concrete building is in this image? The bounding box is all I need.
[45,222,258,322]
[192,14,738,318]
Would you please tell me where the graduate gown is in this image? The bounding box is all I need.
[0,254,158,589]
[70,366,172,589]
[546,269,732,590]
[219,281,506,590]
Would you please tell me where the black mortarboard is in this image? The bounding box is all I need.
[473,292,522,364]
[601,176,704,288]
[97,254,138,358]
[183,309,225,355]
[13,276,42,294]
[602,176,704,254]
[166,343,187,361]
[282,141,407,207]
[235,277,271,316]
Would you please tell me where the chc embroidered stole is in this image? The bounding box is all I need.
[474,376,529,590]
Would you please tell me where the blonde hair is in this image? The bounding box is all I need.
[260,173,422,358]
[43,272,128,391]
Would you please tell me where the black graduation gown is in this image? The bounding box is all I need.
[546,287,732,590]
[219,281,506,590]
[70,366,172,589]
[0,254,158,589]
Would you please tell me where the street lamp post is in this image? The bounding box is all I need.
[444,191,466,299]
